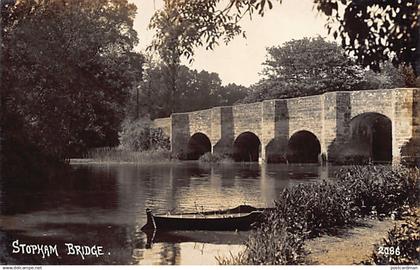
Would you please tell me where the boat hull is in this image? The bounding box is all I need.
[141,205,268,231]
[152,212,263,231]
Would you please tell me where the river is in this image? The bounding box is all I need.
[0,162,344,265]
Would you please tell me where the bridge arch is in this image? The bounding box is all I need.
[233,132,261,162]
[186,132,211,160]
[349,112,392,162]
[287,130,321,163]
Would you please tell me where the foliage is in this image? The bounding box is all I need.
[217,83,249,106]
[149,128,171,150]
[368,208,420,265]
[119,118,170,152]
[148,0,242,62]
[148,0,419,73]
[337,166,418,217]
[242,37,411,103]
[119,118,152,152]
[314,0,419,72]
[130,61,249,118]
[243,37,367,101]
[221,166,419,264]
[362,62,408,90]
[218,220,307,265]
[1,0,144,176]
[242,38,411,103]
[198,152,234,164]
[146,0,251,117]
[84,147,172,163]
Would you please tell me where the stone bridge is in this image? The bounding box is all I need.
[153,88,420,165]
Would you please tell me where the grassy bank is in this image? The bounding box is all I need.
[218,165,419,265]
[80,147,173,163]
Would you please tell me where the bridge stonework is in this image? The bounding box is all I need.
[153,88,420,164]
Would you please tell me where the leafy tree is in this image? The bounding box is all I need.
[242,37,410,103]
[215,83,249,106]
[149,0,419,74]
[242,37,366,102]
[264,37,366,93]
[128,61,249,118]
[176,66,223,112]
[362,62,414,90]
[1,0,143,175]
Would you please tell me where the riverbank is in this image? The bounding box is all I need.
[306,217,401,264]
[307,206,419,265]
[76,147,174,164]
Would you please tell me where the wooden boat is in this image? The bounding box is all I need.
[143,230,250,248]
[141,205,269,231]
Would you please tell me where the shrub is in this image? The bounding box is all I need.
[333,154,371,165]
[149,127,170,150]
[217,215,307,265]
[271,179,359,238]
[336,166,418,217]
[119,118,170,151]
[198,152,234,164]
[119,118,151,151]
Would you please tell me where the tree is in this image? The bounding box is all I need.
[242,37,367,102]
[214,83,249,106]
[1,0,143,175]
[241,37,410,103]
[148,0,245,114]
[126,60,249,118]
[149,0,419,74]
[264,37,367,93]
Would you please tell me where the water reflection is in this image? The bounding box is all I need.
[0,162,342,265]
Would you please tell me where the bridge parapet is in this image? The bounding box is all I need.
[152,88,420,165]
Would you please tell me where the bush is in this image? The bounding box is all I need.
[217,216,307,265]
[333,154,371,165]
[198,152,233,164]
[119,118,151,151]
[272,180,359,237]
[149,127,170,150]
[336,166,418,217]
[119,118,170,151]
[367,208,420,265]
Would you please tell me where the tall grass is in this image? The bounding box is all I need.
[83,147,173,163]
[220,165,419,265]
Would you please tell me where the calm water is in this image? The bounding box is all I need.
[0,162,342,265]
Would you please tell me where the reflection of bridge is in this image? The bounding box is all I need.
[153,88,420,164]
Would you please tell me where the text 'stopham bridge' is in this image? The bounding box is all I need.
[153,88,420,165]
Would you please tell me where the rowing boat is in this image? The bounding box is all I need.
[141,205,268,231]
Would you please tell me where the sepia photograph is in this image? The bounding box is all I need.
[0,0,419,267]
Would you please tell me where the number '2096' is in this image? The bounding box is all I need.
[378,246,401,256]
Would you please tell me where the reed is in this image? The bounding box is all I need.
[84,147,172,163]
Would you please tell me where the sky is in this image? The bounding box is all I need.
[130,0,332,87]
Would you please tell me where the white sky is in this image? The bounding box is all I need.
[131,0,332,86]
